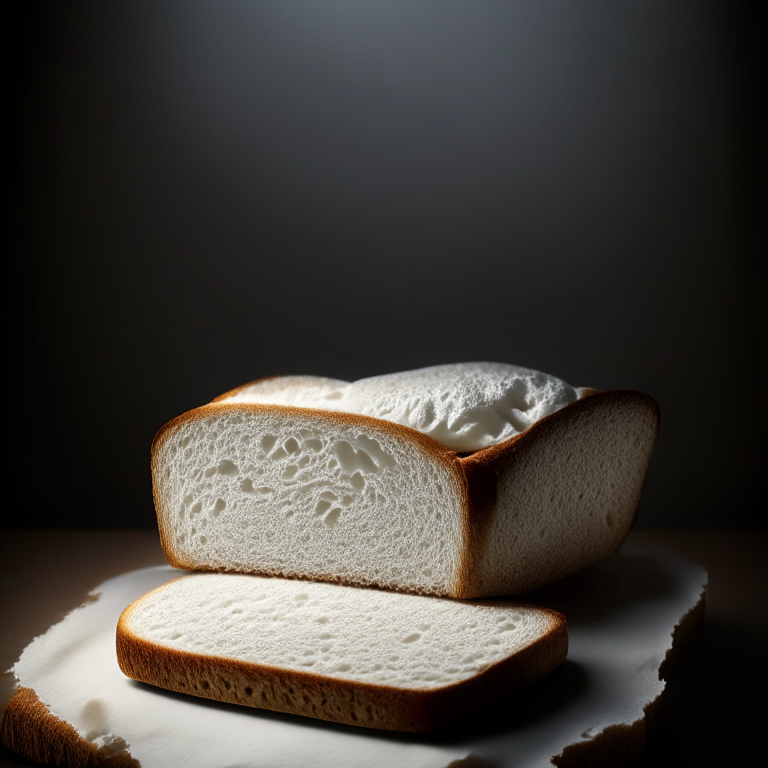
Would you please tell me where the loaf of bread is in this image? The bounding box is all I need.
[152,363,659,597]
[116,572,567,732]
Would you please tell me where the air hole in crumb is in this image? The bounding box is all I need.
[324,508,342,527]
[261,435,277,452]
[217,460,238,476]
[315,500,331,517]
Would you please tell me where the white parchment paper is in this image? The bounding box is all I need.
[9,550,706,767]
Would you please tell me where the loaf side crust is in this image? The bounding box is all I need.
[456,390,660,597]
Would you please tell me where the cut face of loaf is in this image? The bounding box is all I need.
[116,573,568,732]
[153,384,659,597]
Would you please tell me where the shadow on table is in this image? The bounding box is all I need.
[524,551,681,624]
[637,611,765,768]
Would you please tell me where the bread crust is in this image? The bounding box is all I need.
[1,686,139,767]
[116,583,567,733]
[152,388,659,598]
[454,390,660,597]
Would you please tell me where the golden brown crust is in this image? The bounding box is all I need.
[1,686,139,767]
[453,451,499,598]
[116,591,567,733]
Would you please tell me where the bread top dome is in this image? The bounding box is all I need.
[215,362,578,452]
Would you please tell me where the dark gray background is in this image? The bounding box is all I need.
[13,1,758,530]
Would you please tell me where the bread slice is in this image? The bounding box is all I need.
[152,364,659,597]
[116,572,567,733]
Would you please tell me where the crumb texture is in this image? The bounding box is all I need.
[120,573,556,690]
[155,409,464,593]
[220,363,578,451]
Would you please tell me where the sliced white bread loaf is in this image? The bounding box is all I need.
[152,363,659,597]
[116,572,567,732]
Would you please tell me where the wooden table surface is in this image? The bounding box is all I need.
[1,530,765,767]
